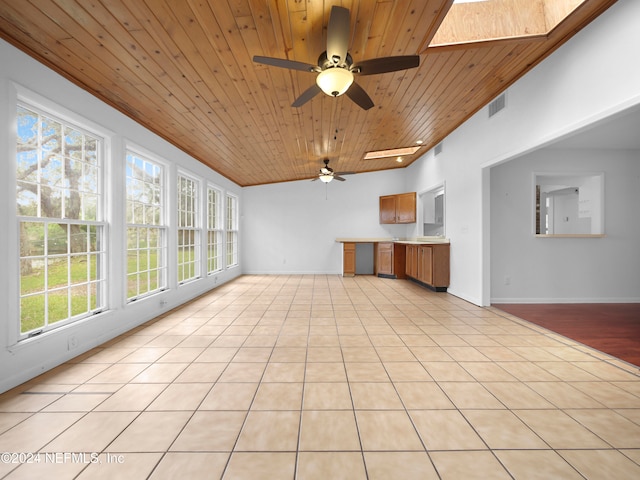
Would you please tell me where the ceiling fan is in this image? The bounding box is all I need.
[312,159,353,183]
[253,5,420,110]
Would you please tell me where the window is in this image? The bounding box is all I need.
[177,174,200,283]
[226,193,238,268]
[207,186,223,274]
[16,104,106,337]
[126,152,167,300]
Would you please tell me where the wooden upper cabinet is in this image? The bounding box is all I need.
[396,192,417,223]
[379,192,416,224]
[379,195,397,224]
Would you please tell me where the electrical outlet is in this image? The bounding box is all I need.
[159,300,168,308]
[504,276,511,285]
[67,335,79,351]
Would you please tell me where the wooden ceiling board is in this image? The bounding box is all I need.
[0,0,618,186]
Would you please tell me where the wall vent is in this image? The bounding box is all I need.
[488,93,506,117]
[434,142,443,156]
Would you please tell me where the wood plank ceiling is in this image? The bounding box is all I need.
[0,0,617,186]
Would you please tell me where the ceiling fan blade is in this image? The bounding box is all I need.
[353,55,420,76]
[326,6,350,66]
[333,175,346,181]
[335,171,355,176]
[253,55,317,73]
[345,81,374,110]
[311,177,319,181]
[292,84,322,107]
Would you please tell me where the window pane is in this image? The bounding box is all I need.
[70,255,88,285]
[89,253,99,281]
[48,223,68,254]
[89,283,99,310]
[85,138,98,165]
[48,289,69,324]
[82,193,98,221]
[41,117,62,155]
[21,294,45,333]
[17,150,38,183]
[20,258,45,295]
[16,183,38,216]
[41,185,63,218]
[127,273,138,298]
[70,285,88,316]
[89,226,100,252]
[48,257,68,290]
[21,222,45,256]
[70,225,87,253]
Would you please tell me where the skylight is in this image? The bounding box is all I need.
[363,146,422,160]
[432,0,587,47]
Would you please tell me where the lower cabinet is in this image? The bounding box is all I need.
[376,243,393,276]
[343,242,355,277]
[406,244,450,291]
[375,242,406,279]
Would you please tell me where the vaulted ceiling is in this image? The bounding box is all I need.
[0,0,617,186]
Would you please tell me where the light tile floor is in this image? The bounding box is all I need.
[1,275,640,479]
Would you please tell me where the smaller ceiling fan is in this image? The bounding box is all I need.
[253,6,420,110]
[312,159,353,183]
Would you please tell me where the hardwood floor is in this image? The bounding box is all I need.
[493,304,640,367]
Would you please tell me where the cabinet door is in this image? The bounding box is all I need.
[418,246,433,285]
[431,244,450,287]
[379,195,397,224]
[405,245,416,278]
[377,243,394,275]
[396,192,416,223]
[343,243,356,277]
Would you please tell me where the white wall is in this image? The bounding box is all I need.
[490,148,640,302]
[242,169,409,274]
[0,40,242,393]
[405,0,640,305]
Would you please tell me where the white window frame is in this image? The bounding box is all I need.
[125,149,167,301]
[225,193,239,268]
[177,172,201,284]
[16,101,107,340]
[207,184,223,274]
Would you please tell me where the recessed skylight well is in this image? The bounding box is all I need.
[433,0,580,47]
[363,146,422,160]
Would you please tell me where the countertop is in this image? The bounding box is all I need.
[336,237,449,244]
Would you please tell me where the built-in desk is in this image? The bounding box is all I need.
[335,238,389,277]
[336,238,450,291]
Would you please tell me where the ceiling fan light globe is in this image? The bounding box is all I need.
[319,174,334,183]
[316,68,353,97]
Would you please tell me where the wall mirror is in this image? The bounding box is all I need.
[534,173,604,236]
[420,184,445,236]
